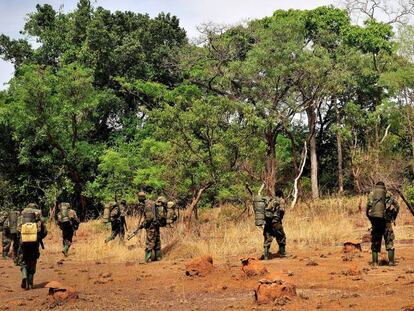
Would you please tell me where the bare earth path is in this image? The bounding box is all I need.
[0,243,413,311]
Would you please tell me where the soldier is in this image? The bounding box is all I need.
[105,201,127,243]
[130,196,166,262]
[1,209,10,259]
[56,203,79,256]
[137,192,146,216]
[263,189,287,260]
[3,209,20,264]
[366,181,400,266]
[17,203,47,290]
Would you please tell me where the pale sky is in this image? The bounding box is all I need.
[0,0,335,89]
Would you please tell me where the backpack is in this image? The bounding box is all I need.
[166,201,178,225]
[103,205,110,223]
[253,196,267,226]
[20,211,38,243]
[368,187,386,218]
[154,204,167,227]
[110,205,121,221]
[385,196,400,222]
[59,204,70,223]
[8,211,19,234]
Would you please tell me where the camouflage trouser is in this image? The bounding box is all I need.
[370,217,395,252]
[106,220,124,242]
[145,225,161,252]
[263,220,286,249]
[18,242,40,275]
[2,228,11,255]
[62,227,75,248]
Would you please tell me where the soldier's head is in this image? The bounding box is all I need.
[26,203,38,210]
[137,191,146,202]
[375,181,385,188]
[167,201,175,209]
[59,202,70,210]
[156,196,167,206]
[120,199,126,205]
[275,189,284,198]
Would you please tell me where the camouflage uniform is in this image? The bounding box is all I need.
[105,202,127,243]
[17,203,47,290]
[3,210,20,264]
[56,203,80,256]
[263,194,286,259]
[0,210,10,259]
[366,182,400,266]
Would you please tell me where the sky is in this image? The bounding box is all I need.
[0,0,335,89]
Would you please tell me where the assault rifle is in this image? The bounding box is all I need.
[40,239,45,250]
[127,225,143,241]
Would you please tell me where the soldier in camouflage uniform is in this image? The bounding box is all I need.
[1,209,10,259]
[3,209,20,264]
[17,203,47,290]
[131,195,165,262]
[263,190,287,260]
[366,181,400,266]
[56,203,80,256]
[105,201,127,243]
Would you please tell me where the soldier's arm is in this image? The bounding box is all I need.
[366,193,373,217]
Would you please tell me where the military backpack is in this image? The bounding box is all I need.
[8,211,19,234]
[20,211,38,243]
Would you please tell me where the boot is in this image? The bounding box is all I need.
[155,250,162,261]
[27,274,34,290]
[144,250,152,263]
[2,252,9,259]
[263,247,270,260]
[371,251,379,267]
[62,244,69,257]
[278,244,287,258]
[388,249,396,266]
[21,267,27,289]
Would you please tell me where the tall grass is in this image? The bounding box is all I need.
[42,196,414,262]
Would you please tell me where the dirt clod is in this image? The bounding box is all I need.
[306,259,318,266]
[185,256,214,277]
[240,258,268,278]
[45,281,78,308]
[343,241,362,253]
[255,272,296,305]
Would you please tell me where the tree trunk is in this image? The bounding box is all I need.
[335,99,344,195]
[184,185,210,232]
[306,107,319,199]
[265,130,277,197]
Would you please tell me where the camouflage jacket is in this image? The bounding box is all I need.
[140,200,158,229]
[57,208,80,230]
[265,197,286,222]
[0,210,8,230]
[367,187,399,220]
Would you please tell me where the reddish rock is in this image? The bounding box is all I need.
[185,256,214,277]
[342,264,361,276]
[240,257,268,277]
[343,241,362,253]
[45,281,78,306]
[255,273,296,304]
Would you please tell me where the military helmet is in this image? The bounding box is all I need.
[26,203,39,209]
[156,196,167,205]
[167,201,175,209]
[59,202,70,210]
[120,199,126,205]
[138,191,146,198]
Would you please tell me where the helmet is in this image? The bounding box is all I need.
[26,203,38,209]
[59,202,70,210]
[156,196,167,205]
[167,201,175,209]
[138,191,146,198]
[120,199,126,205]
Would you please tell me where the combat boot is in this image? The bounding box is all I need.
[155,250,162,261]
[62,244,69,257]
[2,252,9,260]
[144,250,152,263]
[371,251,379,267]
[388,249,396,266]
[278,244,287,258]
[20,267,27,289]
[27,274,33,290]
[263,247,270,260]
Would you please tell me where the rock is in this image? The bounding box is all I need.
[240,258,268,278]
[306,259,318,266]
[343,241,362,253]
[386,289,396,295]
[361,234,371,243]
[342,265,361,276]
[185,256,214,277]
[45,281,78,307]
[254,273,296,305]
[402,306,414,311]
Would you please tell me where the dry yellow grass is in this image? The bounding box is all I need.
[42,196,414,263]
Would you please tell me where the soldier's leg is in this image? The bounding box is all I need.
[105,222,118,243]
[274,222,287,257]
[26,258,37,290]
[370,218,385,266]
[145,228,155,262]
[263,222,273,260]
[2,229,11,259]
[12,233,19,265]
[19,245,28,289]
[384,221,396,266]
[155,226,161,261]
[62,228,74,256]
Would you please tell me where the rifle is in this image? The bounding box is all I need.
[39,239,45,250]
[392,188,414,217]
[127,226,143,241]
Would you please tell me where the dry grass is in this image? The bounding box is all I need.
[42,196,414,263]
